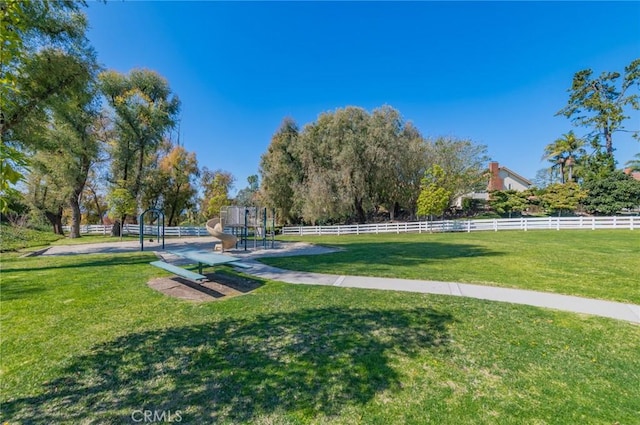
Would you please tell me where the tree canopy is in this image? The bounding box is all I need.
[557,59,640,155]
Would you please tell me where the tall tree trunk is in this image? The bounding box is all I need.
[87,185,104,224]
[354,197,366,224]
[111,219,121,237]
[604,126,613,155]
[69,194,82,238]
[45,208,64,235]
[69,167,89,238]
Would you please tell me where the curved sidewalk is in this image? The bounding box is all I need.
[39,238,639,324]
[241,261,640,324]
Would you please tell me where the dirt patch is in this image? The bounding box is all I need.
[147,271,264,302]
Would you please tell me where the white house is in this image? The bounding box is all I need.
[454,161,532,208]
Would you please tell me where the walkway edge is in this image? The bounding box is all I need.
[242,261,640,324]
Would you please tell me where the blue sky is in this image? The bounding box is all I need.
[84,1,640,194]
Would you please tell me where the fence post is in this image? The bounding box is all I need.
[592,217,596,230]
[524,217,528,232]
[493,219,497,232]
[631,216,635,230]
[467,220,471,233]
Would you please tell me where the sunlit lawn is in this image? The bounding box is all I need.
[265,230,640,304]
[1,252,639,424]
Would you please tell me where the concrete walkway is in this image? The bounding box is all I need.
[40,237,640,324]
[238,260,640,324]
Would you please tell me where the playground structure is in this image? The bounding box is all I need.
[139,208,165,251]
[208,206,276,251]
[205,218,238,252]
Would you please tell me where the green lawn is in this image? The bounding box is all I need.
[1,252,639,424]
[264,230,640,304]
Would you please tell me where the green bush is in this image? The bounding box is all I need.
[0,223,63,252]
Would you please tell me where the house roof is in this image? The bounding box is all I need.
[499,166,532,186]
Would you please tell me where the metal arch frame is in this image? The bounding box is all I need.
[139,208,165,251]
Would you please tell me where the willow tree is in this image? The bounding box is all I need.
[425,137,490,205]
[1,0,92,212]
[259,118,302,224]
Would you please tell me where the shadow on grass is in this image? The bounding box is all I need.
[1,254,153,274]
[262,241,502,270]
[0,283,47,301]
[2,307,453,424]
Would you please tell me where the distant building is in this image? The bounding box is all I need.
[623,168,640,181]
[487,161,532,192]
[454,161,532,208]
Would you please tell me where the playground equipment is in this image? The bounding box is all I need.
[218,206,276,251]
[205,218,238,252]
[139,208,165,251]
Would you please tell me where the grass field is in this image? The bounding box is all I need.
[264,230,640,305]
[0,224,64,252]
[1,250,639,424]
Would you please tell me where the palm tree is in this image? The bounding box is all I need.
[625,153,640,172]
[543,131,585,183]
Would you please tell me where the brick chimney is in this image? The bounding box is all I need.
[487,161,503,191]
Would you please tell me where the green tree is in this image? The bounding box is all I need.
[425,137,489,205]
[106,187,136,240]
[580,137,617,181]
[369,106,427,221]
[417,165,451,220]
[259,118,302,224]
[625,153,640,172]
[235,174,260,207]
[200,169,234,219]
[489,190,529,218]
[582,171,640,215]
[542,131,585,183]
[23,162,67,234]
[557,58,640,155]
[539,182,587,216]
[100,69,180,208]
[81,170,107,225]
[1,0,93,212]
[156,145,199,226]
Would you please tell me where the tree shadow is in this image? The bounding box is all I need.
[0,282,47,301]
[2,307,453,424]
[2,254,153,274]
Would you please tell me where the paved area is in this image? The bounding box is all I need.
[41,237,640,324]
[240,261,640,324]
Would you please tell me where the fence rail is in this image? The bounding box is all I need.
[282,216,638,236]
[62,224,209,237]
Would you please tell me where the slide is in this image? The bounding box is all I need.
[206,218,238,252]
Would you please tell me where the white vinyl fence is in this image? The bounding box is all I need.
[62,224,208,237]
[282,216,638,236]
